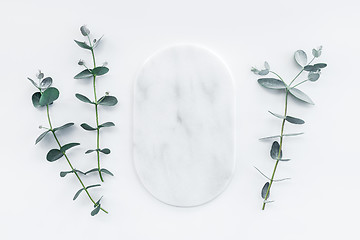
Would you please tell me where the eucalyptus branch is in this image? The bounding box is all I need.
[252,46,327,210]
[28,72,107,216]
[74,25,117,182]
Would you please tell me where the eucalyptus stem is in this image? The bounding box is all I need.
[46,105,108,214]
[89,37,104,182]
[262,90,288,210]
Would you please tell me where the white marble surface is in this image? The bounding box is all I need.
[133,45,235,207]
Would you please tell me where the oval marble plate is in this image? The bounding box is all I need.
[133,44,235,207]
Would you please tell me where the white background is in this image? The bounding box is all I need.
[1,0,359,239]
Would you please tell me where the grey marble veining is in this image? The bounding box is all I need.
[133,44,235,207]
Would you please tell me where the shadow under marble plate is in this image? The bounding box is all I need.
[133,44,235,207]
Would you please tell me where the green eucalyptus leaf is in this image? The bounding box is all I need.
[312,46,322,58]
[80,123,97,131]
[39,87,59,106]
[60,169,85,177]
[85,168,98,175]
[261,182,270,200]
[85,149,96,154]
[314,63,327,69]
[289,88,314,105]
[258,78,286,90]
[94,196,103,208]
[60,142,80,152]
[86,184,101,190]
[53,123,74,132]
[294,50,307,67]
[91,204,101,216]
[259,132,304,140]
[46,149,63,162]
[101,168,114,176]
[308,72,320,82]
[98,122,115,128]
[35,130,50,144]
[39,77,52,89]
[264,61,270,70]
[270,141,282,160]
[100,148,110,154]
[258,69,269,76]
[278,158,291,162]
[73,188,84,200]
[74,69,93,79]
[74,40,92,50]
[92,67,109,76]
[28,77,39,89]
[73,184,101,201]
[80,25,90,36]
[32,92,42,108]
[268,111,285,120]
[75,93,93,104]
[285,116,305,124]
[98,96,118,106]
[304,63,327,72]
[60,170,72,177]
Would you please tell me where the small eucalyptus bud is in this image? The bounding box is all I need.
[105,91,109,96]
[36,70,44,80]
[102,61,108,67]
[39,125,43,129]
[80,25,90,36]
[78,59,85,66]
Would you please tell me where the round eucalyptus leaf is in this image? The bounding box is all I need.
[100,148,111,154]
[46,149,63,162]
[289,88,314,105]
[36,71,44,80]
[39,87,59,106]
[32,92,42,108]
[258,69,269,76]
[91,67,109,76]
[74,69,93,79]
[270,141,282,160]
[308,72,320,82]
[60,170,73,177]
[80,123,97,131]
[285,116,305,124]
[75,93,93,104]
[294,50,307,67]
[98,96,118,106]
[80,25,90,36]
[258,78,286,90]
[74,40,92,50]
[39,77,52,89]
[261,182,270,200]
[312,46,322,58]
[91,204,101,216]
